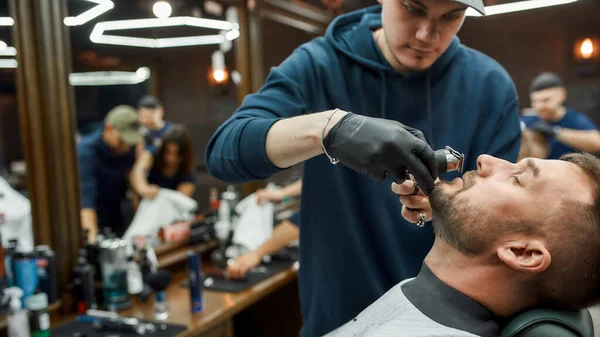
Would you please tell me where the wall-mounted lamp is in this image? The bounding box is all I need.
[574,37,598,61]
[208,50,229,85]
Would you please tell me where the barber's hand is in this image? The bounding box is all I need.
[139,184,160,199]
[226,252,262,279]
[391,179,434,224]
[323,112,437,194]
[256,189,285,204]
[529,121,560,138]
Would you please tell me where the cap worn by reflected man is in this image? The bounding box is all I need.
[105,105,143,146]
[453,0,485,15]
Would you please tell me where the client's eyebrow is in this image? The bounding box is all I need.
[527,159,540,178]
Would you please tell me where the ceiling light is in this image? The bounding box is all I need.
[0,59,18,68]
[466,0,578,17]
[69,66,151,86]
[64,0,115,26]
[0,46,18,57]
[153,1,172,19]
[89,16,239,48]
[0,17,14,26]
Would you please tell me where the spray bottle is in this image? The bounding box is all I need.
[5,286,31,337]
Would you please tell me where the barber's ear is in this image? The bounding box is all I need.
[497,239,551,274]
[103,124,114,135]
[559,87,567,102]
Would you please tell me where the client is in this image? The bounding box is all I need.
[325,153,600,337]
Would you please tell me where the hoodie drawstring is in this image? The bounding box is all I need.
[426,69,435,150]
[380,71,386,118]
[379,69,435,150]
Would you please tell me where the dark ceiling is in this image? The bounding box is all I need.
[0,0,548,58]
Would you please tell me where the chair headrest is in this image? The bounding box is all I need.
[500,309,594,337]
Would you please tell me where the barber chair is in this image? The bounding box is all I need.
[500,309,594,337]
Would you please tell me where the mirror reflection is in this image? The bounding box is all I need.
[0,2,34,254]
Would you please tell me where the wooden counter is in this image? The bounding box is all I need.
[52,264,301,337]
[127,265,299,337]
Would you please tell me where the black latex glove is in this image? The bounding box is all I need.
[323,112,437,194]
[530,121,560,138]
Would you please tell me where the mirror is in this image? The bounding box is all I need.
[66,0,240,264]
[0,2,35,252]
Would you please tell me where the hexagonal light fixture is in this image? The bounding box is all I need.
[466,0,578,17]
[0,17,14,26]
[69,67,151,86]
[64,0,115,26]
[0,59,18,68]
[89,16,240,48]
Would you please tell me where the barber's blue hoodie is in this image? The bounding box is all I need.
[206,6,521,337]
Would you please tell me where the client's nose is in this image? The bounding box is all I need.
[477,155,512,177]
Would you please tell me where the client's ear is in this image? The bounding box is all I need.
[497,239,551,273]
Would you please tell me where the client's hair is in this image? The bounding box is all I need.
[534,152,600,310]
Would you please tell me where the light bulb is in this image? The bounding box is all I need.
[153,1,172,19]
[213,69,225,82]
[581,38,594,59]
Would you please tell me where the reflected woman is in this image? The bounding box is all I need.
[130,124,196,199]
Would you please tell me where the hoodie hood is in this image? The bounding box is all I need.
[325,5,463,147]
[325,5,461,81]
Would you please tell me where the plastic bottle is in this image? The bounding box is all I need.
[6,287,31,337]
[26,292,50,337]
[35,246,57,304]
[72,249,96,313]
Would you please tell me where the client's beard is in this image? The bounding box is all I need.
[429,171,492,255]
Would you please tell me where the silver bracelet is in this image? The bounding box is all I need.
[320,109,342,164]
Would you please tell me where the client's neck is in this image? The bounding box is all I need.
[424,240,530,317]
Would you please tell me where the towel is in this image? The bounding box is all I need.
[123,188,197,241]
[230,193,274,253]
[0,176,34,251]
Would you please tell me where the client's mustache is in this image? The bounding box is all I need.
[431,170,478,193]
[461,171,478,191]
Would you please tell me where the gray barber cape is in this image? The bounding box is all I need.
[324,264,501,337]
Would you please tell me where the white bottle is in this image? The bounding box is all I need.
[6,287,31,337]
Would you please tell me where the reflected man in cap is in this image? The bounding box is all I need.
[523,72,600,159]
[77,105,143,242]
[137,95,173,154]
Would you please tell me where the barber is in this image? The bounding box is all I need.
[77,105,143,242]
[205,1,521,336]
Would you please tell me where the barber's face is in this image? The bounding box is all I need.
[138,107,164,130]
[379,0,466,72]
[429,155,593,254]
[105,127,132,155]
[530,87,566,121]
